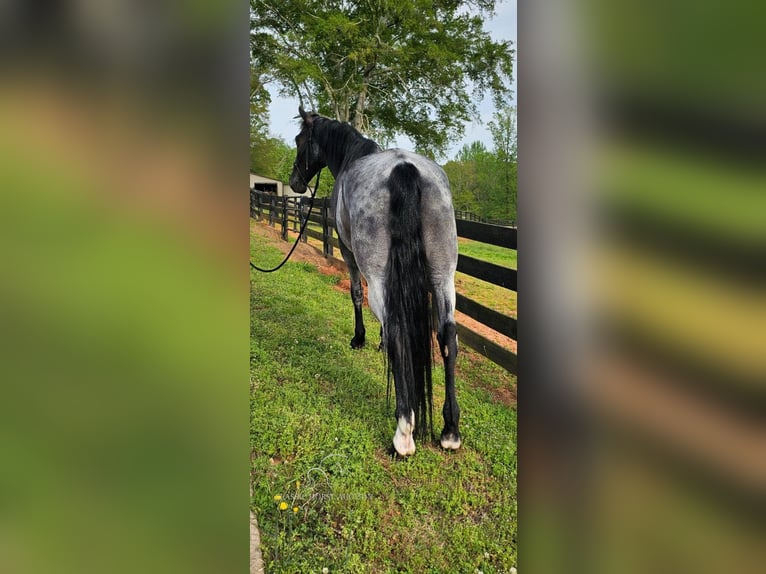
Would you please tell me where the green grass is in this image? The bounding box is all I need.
[251,236,517,573]
[457,239,517,319]
[458,238,517,270]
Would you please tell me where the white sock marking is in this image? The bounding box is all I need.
[440,434,462,450]
[393,410,416,456]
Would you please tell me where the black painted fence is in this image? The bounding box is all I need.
[251,189,517,374]
[454,210,516,227]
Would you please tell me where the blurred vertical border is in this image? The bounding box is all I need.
[519,1,766,573]
[0,1,248,573]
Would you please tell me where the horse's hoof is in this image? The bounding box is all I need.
[393,413,416,456]
[350,335,365,349]
[440,431,462,450]
[393,437,416,457]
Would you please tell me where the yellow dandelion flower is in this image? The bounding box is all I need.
[293,506,299,514]
[279,501,288,511]
[273,495,282,501]
[296,480,301,490]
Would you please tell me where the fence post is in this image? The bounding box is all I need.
[300,197,308,243]
[281,196,288,240]
[320,199,329,257]
[325,202,333,258]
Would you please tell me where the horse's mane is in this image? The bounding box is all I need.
[312,116,381,175]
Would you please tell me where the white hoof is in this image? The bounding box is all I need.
[393,411,416,456]
[440,434,462,450]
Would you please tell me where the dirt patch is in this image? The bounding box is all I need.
[251,221,338,271]
[455,310,517,355]
[456,347,517,407]
[480,376,516,406]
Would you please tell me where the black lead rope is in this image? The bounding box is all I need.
[250,169,322,273]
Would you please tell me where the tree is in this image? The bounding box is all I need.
[250,135,285,179]
[251,71,275,174]
[458,141,499,212]
[443,159,479,213]
[251,0,513,156]
[488,103,517,221]
[251,72,271,142]
[443,135,516,223]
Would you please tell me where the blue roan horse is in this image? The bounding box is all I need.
[289,107,460,456]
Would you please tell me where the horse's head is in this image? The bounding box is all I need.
[289,106,325,194]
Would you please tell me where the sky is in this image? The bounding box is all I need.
[264,0,516,161]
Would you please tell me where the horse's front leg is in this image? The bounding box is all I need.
[339,241,366,349]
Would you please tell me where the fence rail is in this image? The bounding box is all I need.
[455,210,516,228]
[251,189,517,374]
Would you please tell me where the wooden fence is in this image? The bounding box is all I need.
[251,190,517,374]
[454,210,516,228]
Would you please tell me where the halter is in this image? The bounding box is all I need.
[250,123,322,273]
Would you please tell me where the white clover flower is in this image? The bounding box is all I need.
[322,568,329,574]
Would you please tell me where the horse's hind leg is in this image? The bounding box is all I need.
[434,284,461,449]
[339,240,366,349]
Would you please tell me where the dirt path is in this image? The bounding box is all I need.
[250,478,264,574]
[250,509,264,574]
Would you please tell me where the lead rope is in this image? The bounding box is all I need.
[250,168,322,273]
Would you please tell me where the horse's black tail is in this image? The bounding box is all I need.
[385,162,433,440]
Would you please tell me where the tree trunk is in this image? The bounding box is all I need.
[353,85,367,132]
[353,64,374,132]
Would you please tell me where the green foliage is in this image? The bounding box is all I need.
[443,104,517,222]
[251,232,517,573]
[444,140,512,222]
[251,135,285,179]
[488,103,517,220]
[251,71,271,142]
[251,0,513,156]
[250,70,281,178]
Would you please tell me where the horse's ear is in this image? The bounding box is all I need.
[298,105,314,125]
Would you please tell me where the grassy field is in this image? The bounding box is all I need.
[457,238,517,319]
[251,234,517,573]
[458,237,517,270]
